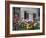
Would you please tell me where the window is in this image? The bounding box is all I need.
[13,7,20,16]
[24,11,29,19]
[33,13,36,21]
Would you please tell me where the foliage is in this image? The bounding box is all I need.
[19,22,34,30]
[18,21,40,30]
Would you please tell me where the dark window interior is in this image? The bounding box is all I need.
[33,13,36,20]
[24,11,29,19]
[13,7,20,16]
[38,8,40,17]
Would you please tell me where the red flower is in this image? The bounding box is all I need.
[13,15,19,23]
